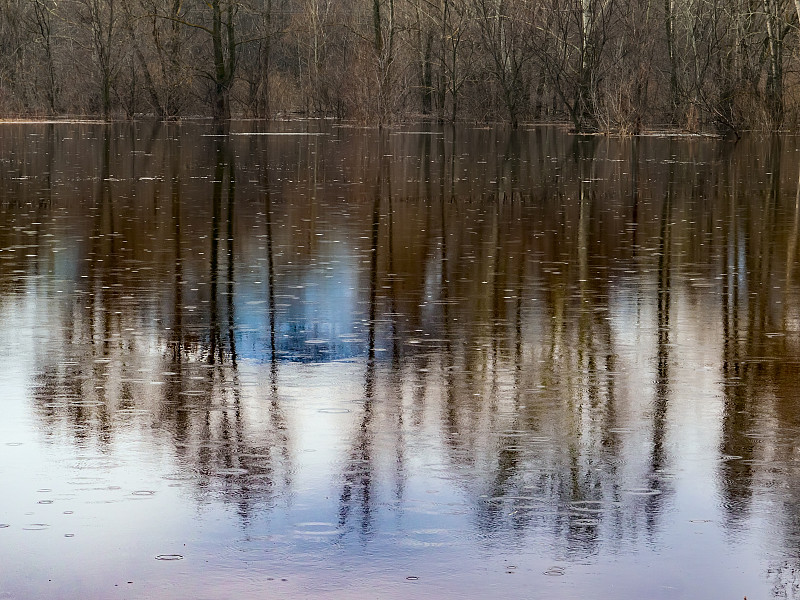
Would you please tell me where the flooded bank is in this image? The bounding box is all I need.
[1,122,799,599]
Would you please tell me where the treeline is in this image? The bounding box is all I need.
[1,0,800,133]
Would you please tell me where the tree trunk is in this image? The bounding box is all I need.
[763,0,784,127]
[211,0,235,121]
[421,29,433,114]
[664,0,679,120]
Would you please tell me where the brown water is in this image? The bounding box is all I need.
[1,122,799,599]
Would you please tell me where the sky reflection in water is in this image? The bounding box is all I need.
[1,122,800,599]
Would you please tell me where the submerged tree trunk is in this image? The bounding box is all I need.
[259,0,272,118]
[211,0,236,121]
[664,0,679,120]
[763,0,784,127]
[372,0,396,125]
[576,0,597,131]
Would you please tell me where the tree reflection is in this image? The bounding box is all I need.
[337,136,385,536]
[646,143,674,528]
[8,124,800,581]
[718,135,755,521]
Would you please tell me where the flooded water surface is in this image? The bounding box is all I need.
[2,122,800,599]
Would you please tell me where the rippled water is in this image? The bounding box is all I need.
[1,122,800,599]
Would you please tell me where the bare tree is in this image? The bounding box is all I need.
[763,0,788,126]
[0,0,35,112]
[153,0,240,120]
[240,0,279,117]
[535,0,617,132]
[439,0,475,122]
[68,0,122,118]
[372,0,399,124]
[594,0,656,132]
[126,0,193,118]
[474,0,533,127]
[29,0,59,113]
[408,0,436,114]
[294,0,335,115]
[1,0,800,129]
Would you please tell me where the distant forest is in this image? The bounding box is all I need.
[1,0,799,133]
